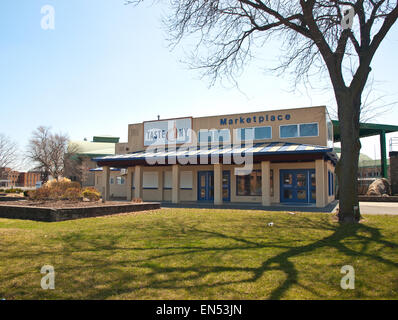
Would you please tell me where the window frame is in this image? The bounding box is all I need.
[142,171,159,189]
[180,171,193,189]
[279,122,319,138]
[236,126,272,142]
[236,169,262,196]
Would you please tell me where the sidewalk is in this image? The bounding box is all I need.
[359,202,398,215]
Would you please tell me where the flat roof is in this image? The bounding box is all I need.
[332,120,398,141]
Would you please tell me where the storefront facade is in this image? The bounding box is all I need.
[92,106,337,207]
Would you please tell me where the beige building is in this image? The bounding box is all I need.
[65,136,119,186]
[92,106,337,207]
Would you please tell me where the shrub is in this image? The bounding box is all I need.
[63,188,82,201]
[27,178,85,201]
[5,188,23,194]
[132,198,143,203]
[49,186,64,200]
[23,190,29,197]
[28,187,51,200]
[82,187,101,202]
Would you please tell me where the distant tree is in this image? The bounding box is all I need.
[27,126,77,182]
[0,133,18,169]
[129,0,398,223]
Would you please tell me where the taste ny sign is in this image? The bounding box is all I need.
[143,117,192,146]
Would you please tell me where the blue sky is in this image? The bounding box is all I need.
[0,0,397,170]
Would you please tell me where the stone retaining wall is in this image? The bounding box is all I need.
[0,202,160,222]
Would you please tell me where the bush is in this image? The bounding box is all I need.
[5,188,23,194]
[45,179,80,194]
[132,198,143,203]
[82,187,101,202]
[63,188,82,201]
[23,190,29,197]
[28,187,51,200]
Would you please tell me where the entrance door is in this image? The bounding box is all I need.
[280,169,316,203]
[198,171,214,201]
[198,171,231,202]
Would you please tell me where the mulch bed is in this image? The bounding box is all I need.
[2,200,138,208]
[0,200,160,222]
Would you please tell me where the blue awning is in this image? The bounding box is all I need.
[92,142,335,166]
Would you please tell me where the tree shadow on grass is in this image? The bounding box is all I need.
[4,215,397,299]
[61,217,398,299]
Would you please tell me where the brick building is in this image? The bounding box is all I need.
[0,168,20,188]
[17,172,41,188]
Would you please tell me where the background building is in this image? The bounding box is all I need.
[0,168,41,188]
[17,171,41,188]
[0,168,19,188]
[65,136,119,186]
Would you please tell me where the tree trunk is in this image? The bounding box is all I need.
[336,92,362,223]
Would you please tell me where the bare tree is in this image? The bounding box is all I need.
[129,0,398,223]
[0,134,18,169]
[27,126,72,182]
[327,76,397,122]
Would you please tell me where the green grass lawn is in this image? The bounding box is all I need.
[0,208,397,300]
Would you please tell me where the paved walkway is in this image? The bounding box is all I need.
[358,202,398,215]
[161,201,398,215]
[161,201,339,213]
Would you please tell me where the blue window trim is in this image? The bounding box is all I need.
[328,171,334,196]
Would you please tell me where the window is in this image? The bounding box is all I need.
[237,126,271,142]
[270,169,274,197]
[110,178,114,184]
[299,123,318,137]
[180,171,193,189]
[326,113,334,148]
[143,172,158,189]
[116,176,125,185]
[198,130,212,143]
[280,123,319,138]
[328,171,334,196]
[280,124,298,138]
[255,126,272,140]
[164,171,172,189]
[199,129,230,144]
[236,170,261,196]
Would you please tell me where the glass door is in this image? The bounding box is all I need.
[198,171,214,201]
[280,169,313,203]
